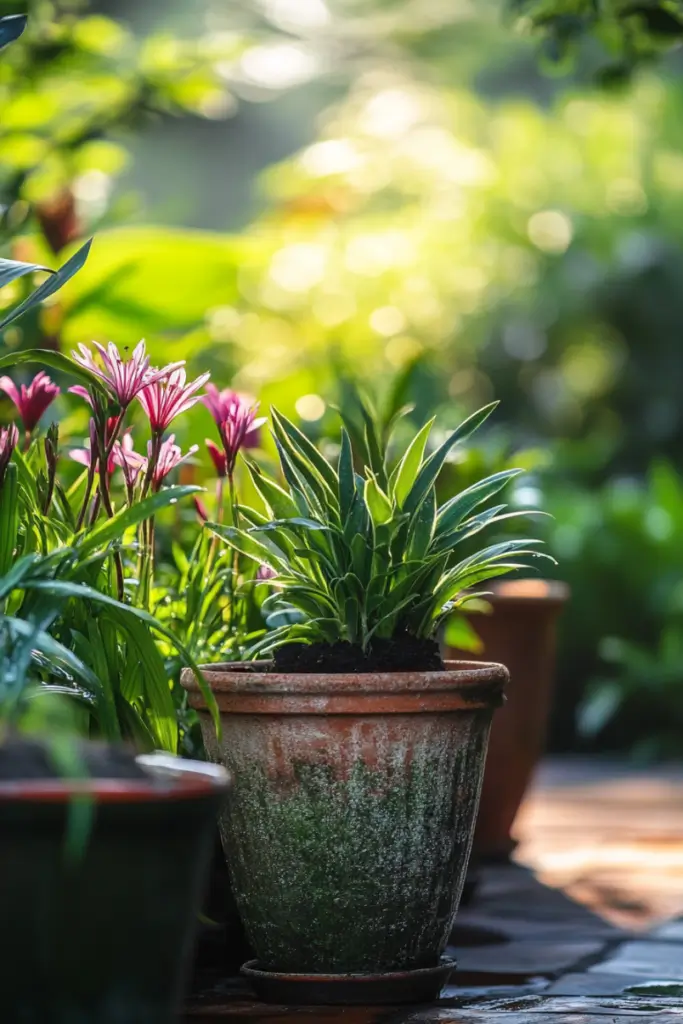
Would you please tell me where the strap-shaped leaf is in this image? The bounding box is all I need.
[366,591,419,641]
[22,579,221,737]
[273,437,324,519]
[435,469,522,537]
[0,258,48,290]
[251,516,331,532]
[0,463,18,579]
[438,509,550,553]
[104,607,178,753]
[408,487,437,560]
[403,402,498,516]
[3,616,104,705]
[0,552,41,601]
[451,537,552,575]
[359,399,387,489]
[272,414,337,514]
[351,531,372,584]
[207,522,291,574]
[431,503,508,554]
[0,346,108,398]
[272,408,339,495]
[248,463,301,519]
[75,485,201,555]
[390,417,435,507]
[0,239,92,331]
[338,428,355,520]
[364,473,393,526]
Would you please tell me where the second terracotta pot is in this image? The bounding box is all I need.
[181,660,507,978]
[447,579,569,860]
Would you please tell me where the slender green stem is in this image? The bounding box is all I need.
[76,461,96,531]
[94,413,125,600]
[226,471,240,636]
[205,477,224,579]
[139,515,156,611]
[138,434,162,609]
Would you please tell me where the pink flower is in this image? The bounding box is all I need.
[257,564,277,581]
[0,372,59,433]
[149,434,198,491]
[206,438,227,478]
[0,423,18,485]
[138,367,210,435]
[72,340,181,409]
[68,385,95,409]
[202,385,262,450]
[194,496,209,523]
[202,385,266,477]
[112,433,147,491]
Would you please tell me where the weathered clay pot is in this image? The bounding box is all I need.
[181,660,507,980]
[446,579,569,861]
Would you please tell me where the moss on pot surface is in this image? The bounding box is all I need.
[202,704,491,974]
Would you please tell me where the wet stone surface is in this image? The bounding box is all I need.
[185,870,683,1021]
[186,758,683,1021]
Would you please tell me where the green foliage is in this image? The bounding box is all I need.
[0,1,244,246]
[154,525,268,669]
[511,0,683,78]
[0,238,91,331]
[544,461,683,754]
[577,628,683,760]
[0,431,216,749]
[208,399,551,655]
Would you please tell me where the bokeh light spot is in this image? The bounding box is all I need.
[295,394,326,421]
[527,210,573,254]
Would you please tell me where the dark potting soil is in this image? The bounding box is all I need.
[272,635,444,674]
[0,737,148,781]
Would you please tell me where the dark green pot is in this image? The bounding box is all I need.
[0,754,229,1024]
[183,660,506,977]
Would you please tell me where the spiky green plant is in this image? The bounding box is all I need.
[207,400,554,657]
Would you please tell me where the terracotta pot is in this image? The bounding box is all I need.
[181,659,507,981]
[446,579,569,861]
[0,752,229,1024]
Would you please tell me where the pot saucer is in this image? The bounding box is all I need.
[241,956,457,1005]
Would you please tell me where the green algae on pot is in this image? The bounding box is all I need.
[181,659,507,978]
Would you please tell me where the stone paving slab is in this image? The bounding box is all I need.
[591,940,683,979]
[451,939,607,980]
[455,864,623,942]
[515,759,683,930]
[185,994,683,1021]
[547,972,683,996]
[653,920,683,942]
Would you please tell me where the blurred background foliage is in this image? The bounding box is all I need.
[3,0,683,755]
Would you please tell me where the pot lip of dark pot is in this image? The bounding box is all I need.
[0,753,231,803]
[483,578,570,607]
[181,660,508,714]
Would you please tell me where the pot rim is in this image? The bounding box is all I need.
[184,659,506,692]
[182,659,508,714]
[0,753,231,803]
[478,578,569,607]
